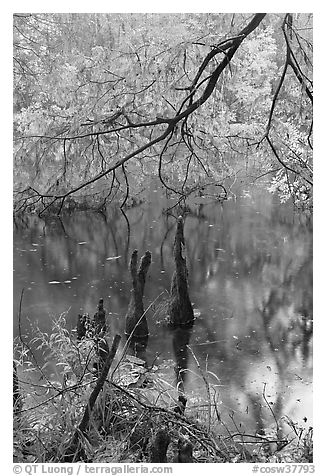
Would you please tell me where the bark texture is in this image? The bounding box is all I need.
[149,428,171,463]
[125,250,152,339]
[167,217,195,328]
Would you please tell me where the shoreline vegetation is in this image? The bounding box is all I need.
[13,313,313,464]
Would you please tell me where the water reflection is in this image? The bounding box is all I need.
[13,186,313,433]
[171,327,193,393]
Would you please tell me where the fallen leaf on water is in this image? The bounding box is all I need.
[125,355,146,366]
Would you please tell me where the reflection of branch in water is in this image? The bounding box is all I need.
[126,209,145,228]
[159,216,175,270]
[14,214,29,231]
[163,199,210,221]
[105,218,124,271]
[120,207,131,262]
[259,290,289,427]
[58,216,68,238]
[187,344,213,431]
[246,393,265,435]
[97,208,108,224]
[262,382,280,434]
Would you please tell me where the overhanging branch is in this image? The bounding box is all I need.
[15,13,266,215]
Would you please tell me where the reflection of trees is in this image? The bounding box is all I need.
[120,208,131,261]
[159,217,175,271]
[231,250,313,435]
[260,253,313,368]
[246,393,265,435]
[14,191,312,433]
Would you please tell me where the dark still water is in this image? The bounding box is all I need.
[13,185,313,434]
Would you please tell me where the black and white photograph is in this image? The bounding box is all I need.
[12,7,314,468]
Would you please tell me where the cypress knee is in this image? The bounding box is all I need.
[174,437,193,463]
[167,217,195,328]
[125,250,151,340]
[93,298,106,335]
[77,313,88,340]
[149,428,170,463]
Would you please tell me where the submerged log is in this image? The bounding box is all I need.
[167,217,195,328]
[125,250,152,340]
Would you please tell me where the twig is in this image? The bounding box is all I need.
[62,334,121,462]
[187,345,212,431]
[262,382,279,434]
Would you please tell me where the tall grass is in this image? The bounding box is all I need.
[13,314,313,463]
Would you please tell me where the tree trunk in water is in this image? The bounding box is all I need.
[125,250,151,340]
[167,217,195,328]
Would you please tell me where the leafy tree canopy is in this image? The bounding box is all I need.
[13,13,313,215]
